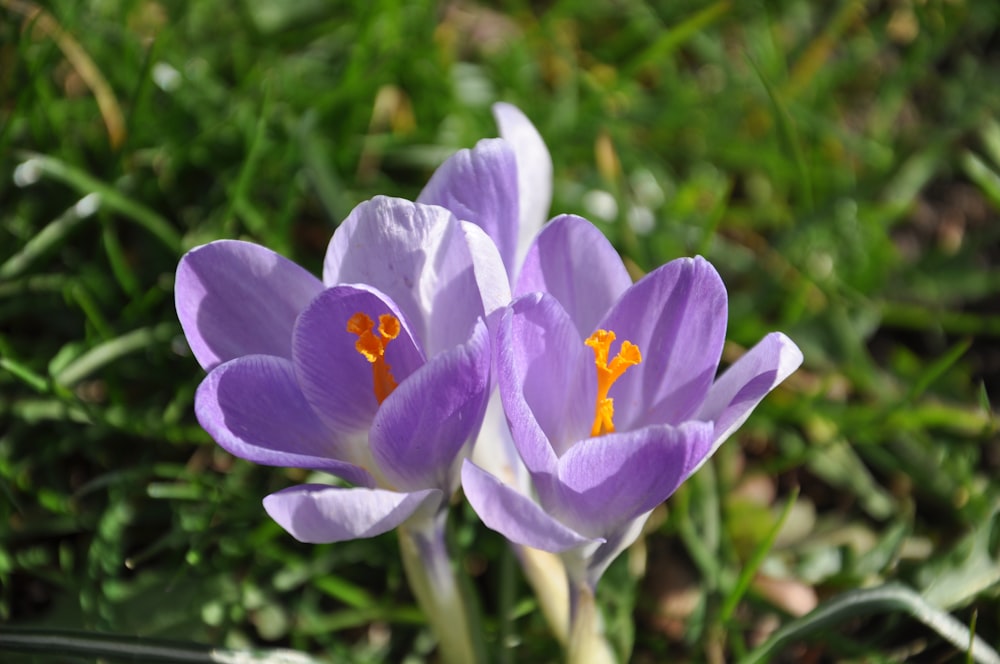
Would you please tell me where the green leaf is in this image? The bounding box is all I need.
[0,627,325,663]
[0,356,50,393]
[904,338,971,402]
[748,56,814,211]
[312,574,376,609]
[806,438,896,520]
[919,502,1000,610]
[980,119,1000,168]
[961,150,1000,210]
[0,195,96,280]
[13,152,182,253]
[740,584,1000,664]
[53,323,177,387]
[720,487,799,622]
[624,1,732,77]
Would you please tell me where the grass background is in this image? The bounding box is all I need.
[2,0,1000,661]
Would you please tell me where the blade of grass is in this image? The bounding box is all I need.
[53,322,176,387]
[0,356,50,393]
[968,611,979,664]
[979,382,994,417]
[1,0,126,149]
[904,338,971,402]
[781,0,866,99]
[312,575,375,610]
[740,583,1000,664]
[0,274,66,298]
[981,119,1000,167]
[0,193,98,279]
[880,301,1000,337]
[297,109,352,224]
[961,150,1000,210]
[622,1,732,78]
[221,88,271,239]
[720,486,799,623]
[0,627,323,664]
[880,144,947,223]
[747,57,814,211]
[14,152,181,252]
[673,481,724,591]
[102,218,142,297]
[66,280,115,340]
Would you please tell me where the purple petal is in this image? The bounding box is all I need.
[492,103,552,268]
[195,355,375,487]
[460,221,513,347]
[176,240,323,371]
[323,196,485,355]
[417,138,519,277]
[293,284,424,441]
[498,294,593,478]
[584,517,650,589]
[370,319,491,493]
[462,460,598,553]
[263,484,443,543]
[515,215,632,338]
[551,422,713,538]
[599,257,728,429]
[691,332,803,474]
[471,391,530,492]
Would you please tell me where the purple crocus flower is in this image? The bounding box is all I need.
[175,195,510,544]
[418,103,555,487]
[419,102,552,284]
[419,104,583,646]
[461,215,803,590]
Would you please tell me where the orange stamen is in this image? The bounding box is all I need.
[585,329,641,437]
[347,312,400,404]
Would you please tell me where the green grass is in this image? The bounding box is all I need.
[2,0,1000,661]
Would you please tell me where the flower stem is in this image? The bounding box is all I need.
[519,545,570,644]
[398,513,485,664]
[566,579,617,664]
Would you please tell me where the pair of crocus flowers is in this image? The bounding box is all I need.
[176,104,802,589]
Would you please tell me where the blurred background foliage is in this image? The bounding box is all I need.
[1,0,999,661]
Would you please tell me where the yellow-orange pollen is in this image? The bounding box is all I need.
[347,312,401,405]
[585,329,642,437]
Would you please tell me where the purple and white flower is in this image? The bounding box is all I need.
[419,102,552,284]
[175,196,510,544]
[462,215,803,588]
[418,103,554,488]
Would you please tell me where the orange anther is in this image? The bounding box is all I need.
[585,329,642,437]
[378,313,400,340]
[347,311,400,404]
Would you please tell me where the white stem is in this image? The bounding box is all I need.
[398,513,484,664]
[519,545,570,644]
[566,579,618,664]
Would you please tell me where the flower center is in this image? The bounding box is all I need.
[585,329,642,437]
[347,311,401,405]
